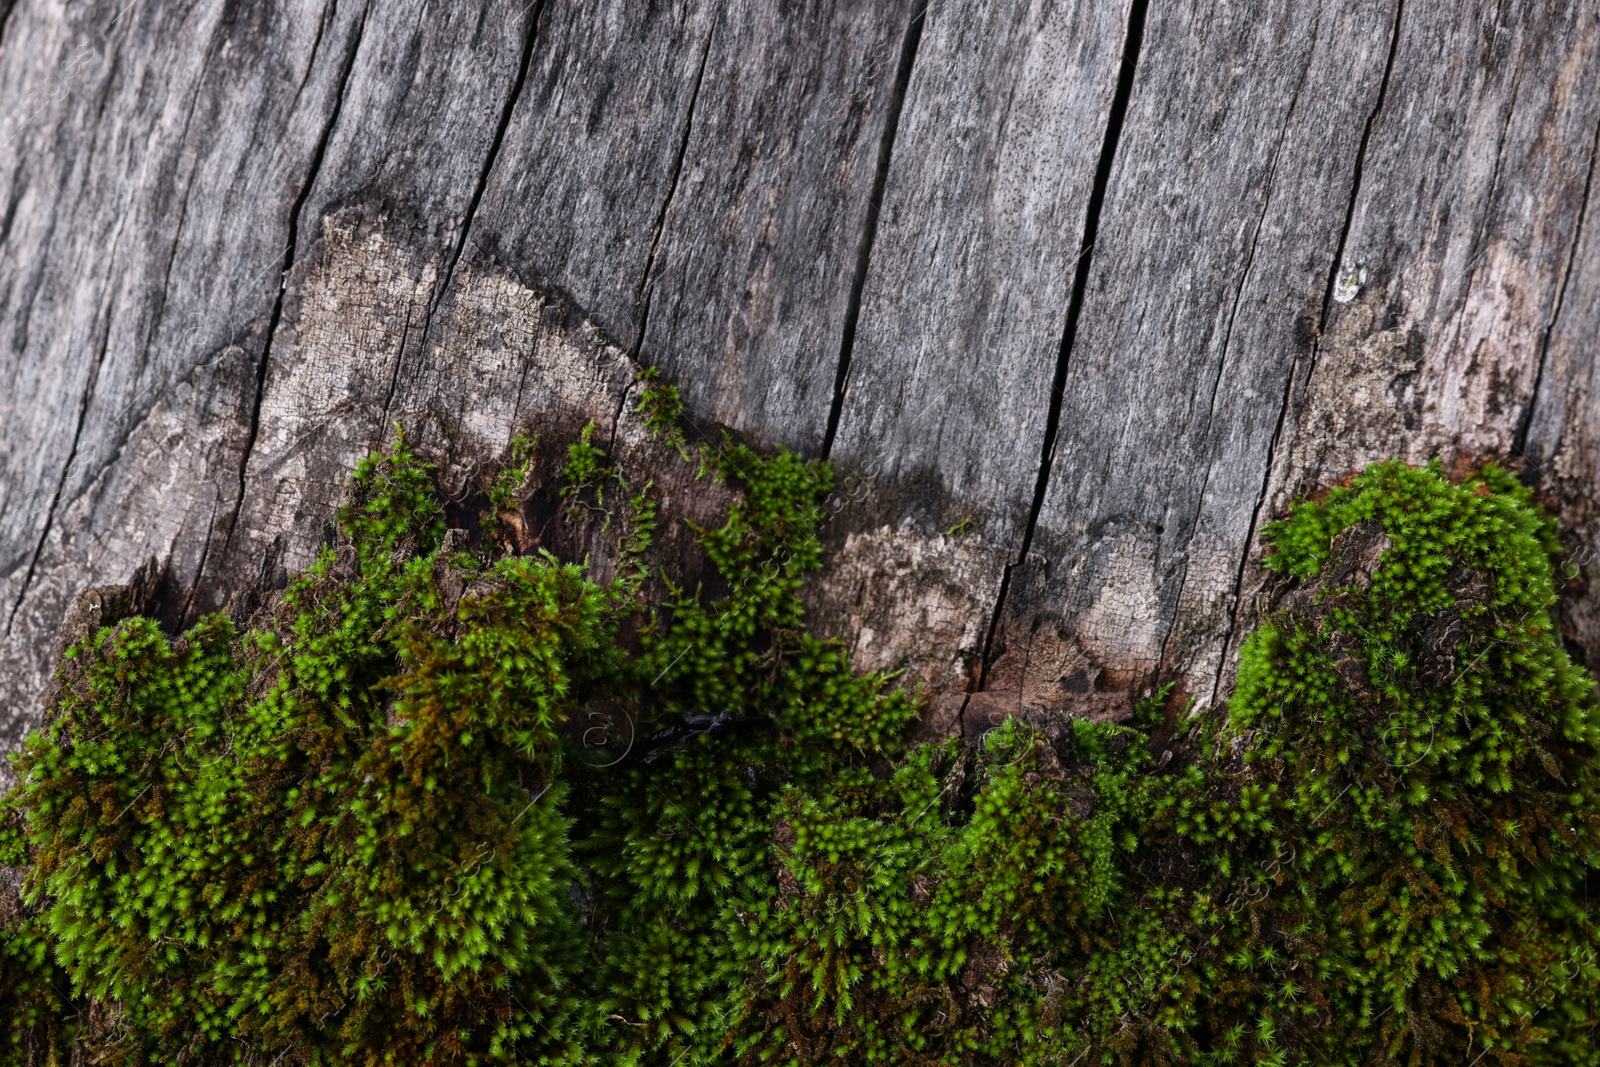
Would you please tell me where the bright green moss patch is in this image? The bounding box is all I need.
[3,442,1599,1065]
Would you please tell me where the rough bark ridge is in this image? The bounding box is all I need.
[1,0,1597,774]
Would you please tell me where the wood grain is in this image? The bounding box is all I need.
[0,0,363,753]
[990,0,1400,713]
[814,0,1132,714]
[635,0,919,453]
[0,0,1597,769]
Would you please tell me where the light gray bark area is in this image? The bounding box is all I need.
[458,0,717,348]
[815,0,1132,717]
[990,0,1400,719]
[831,0,1129,544]
[636,0,919,453]
[1,0,1599,765]
[0,0,366,749]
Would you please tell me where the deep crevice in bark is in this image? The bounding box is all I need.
[1156,52,1311,682]
[443,1,542,296]
[177,493,221,628]
[820,0,926,460]
[971,0,1150,706]
[606,376,641,456]
[629,27,714,363]
[1208,0,1406,707]
[219,1,369,564]
[1316,0,1403,334]
[1514,113,1600,463]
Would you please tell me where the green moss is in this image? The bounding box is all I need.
[743,460,1600,1066]
[3,443,1599,1066]
[561,421,618,524]
[486,430,537,513]
[635,367,689,458]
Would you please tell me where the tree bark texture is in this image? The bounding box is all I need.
[1,0,1597,771]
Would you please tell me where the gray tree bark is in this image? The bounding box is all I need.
[1,0,1597,773]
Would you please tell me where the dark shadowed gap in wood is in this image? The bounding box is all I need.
[1208,0,1406,708]
[970,0,1150,714]
[382,0,548,426]
[177,494,223,627]
[218,1,370,568]
[606,376,638,456]
[1516,113,1600,460]
[0,0,19,72]
[1316,0,1403,336]
[1156,50,1315,683]
[820,1,927,460]
[629,26,715,363]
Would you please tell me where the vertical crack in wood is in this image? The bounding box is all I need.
[380,302,416,453]
[1514,112,1600,461]
[629,26,715,363]
[1156,51,1312,681]
[382,0,547,429]
[1315,0,1403,337]
[607,374,640,456]
[219,0,370,564]
[1208,0,1406,707]
[970,0,1150,709]
[439,0,544,298]
[1435,64,1523,378]
[146,43,218,390]
[177,492,222,628]
[819,0,927,459]
[148,45,227,631]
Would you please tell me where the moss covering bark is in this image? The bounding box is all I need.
[2,402,1597,1065]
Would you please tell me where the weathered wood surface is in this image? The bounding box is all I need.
[1,0,1597,770]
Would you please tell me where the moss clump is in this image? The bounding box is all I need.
[746,461,1600,1066]
[2,437,1598,1065]
[0,425,913,1065]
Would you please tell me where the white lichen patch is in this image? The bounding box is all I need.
[1332,261,1368,303]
